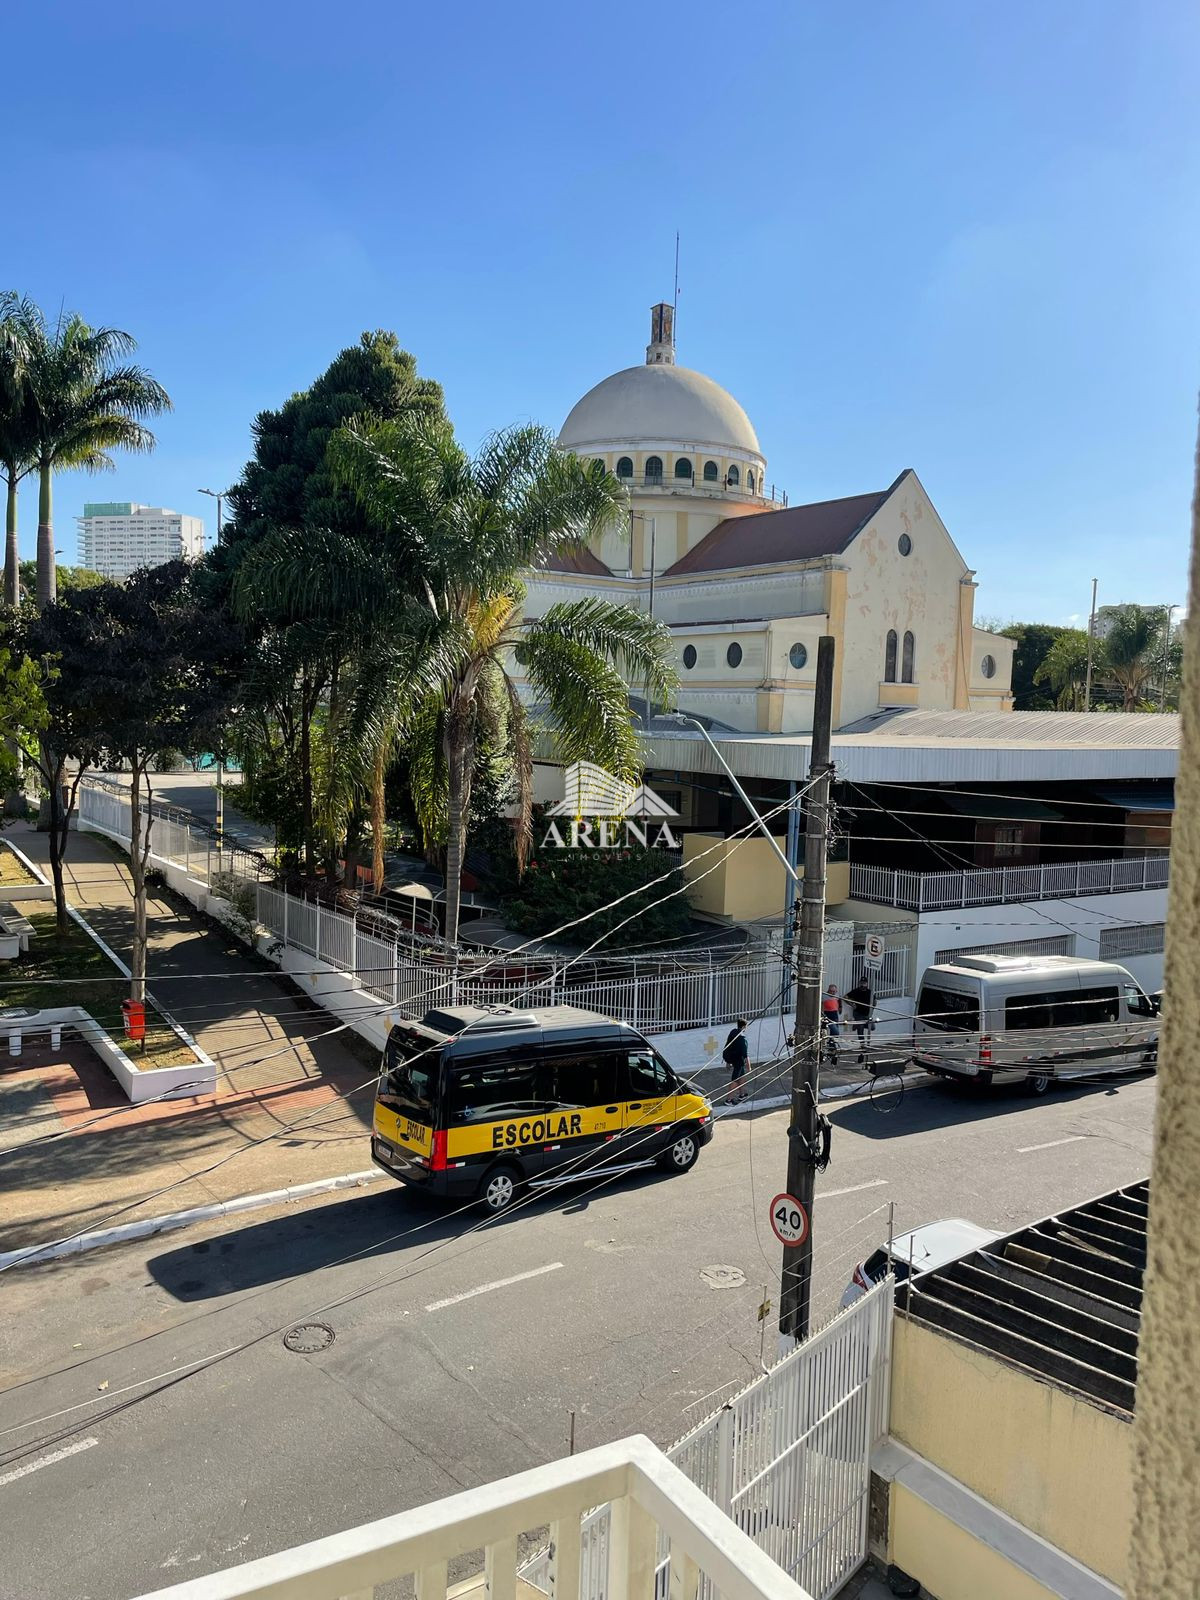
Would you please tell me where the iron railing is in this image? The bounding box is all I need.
[849,855,1170,913]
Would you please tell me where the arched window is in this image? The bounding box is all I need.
[902,631,915,684]
[645,456,663,484]
[884,630,898,683]
[674,457,693,480]
[616,456,633,479]
[703,460,719,481]
[590,458,606,475]
[727,464,740,487]
[746,471,756,494]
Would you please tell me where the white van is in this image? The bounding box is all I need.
[913,954,1159,1093]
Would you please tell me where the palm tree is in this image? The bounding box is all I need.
[1100,606,1165,712]
[12,301,171,607]
[0,293,37,608]
[237,418,676,942]
[1032,628,1090,710]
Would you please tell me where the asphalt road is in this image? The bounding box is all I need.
[0,1072,1157,1600]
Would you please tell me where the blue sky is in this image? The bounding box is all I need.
[5,1,1197,623]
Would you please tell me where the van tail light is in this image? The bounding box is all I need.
[979,1035,992,1065]
[430,1130,449,1172]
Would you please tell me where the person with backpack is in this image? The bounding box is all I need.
[821,985,843,1060]
[723,1017,751,1104]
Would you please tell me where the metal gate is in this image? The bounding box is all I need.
[523,1279,892,1600]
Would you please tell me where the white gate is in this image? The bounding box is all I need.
[523,1280,892,1600]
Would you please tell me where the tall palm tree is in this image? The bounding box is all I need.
[13,302,171,607]
[0,293,37,608]
[1033,628,1090,710]
[1101,606,1164,712]
[237,418,676,942]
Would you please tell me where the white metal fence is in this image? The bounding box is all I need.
[78,779,794,1034]
[523,1280,892,1600]
[850,854,1170,912]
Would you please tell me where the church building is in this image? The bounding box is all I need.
[525,303,1015,734]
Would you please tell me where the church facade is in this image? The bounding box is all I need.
[524,304,1014,733]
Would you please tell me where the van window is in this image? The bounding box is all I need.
[917,985,980,1032]
[1074,986,1120,1025]
[626,1053,674,1099]
[1004,992,1059,1030]
[544,1049,623,1109]
[1124,983,1156,1018]
[383,1030,437,1118]
[446,1059,542,1123]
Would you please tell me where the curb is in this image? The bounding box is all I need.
[0,1168,388,1273]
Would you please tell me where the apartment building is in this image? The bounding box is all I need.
[75,502,205,580]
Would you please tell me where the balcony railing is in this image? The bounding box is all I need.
[849,855,1170,913]
[618,472,787,507]
[133,1434,817,1600]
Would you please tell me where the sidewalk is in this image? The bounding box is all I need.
[0,824,380,1252]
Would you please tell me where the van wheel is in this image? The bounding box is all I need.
[658,1132,699,1173]
[478,1164,522,1215]
[1026,1073,1051,1096]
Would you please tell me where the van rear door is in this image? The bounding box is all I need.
[914,979,983,1072]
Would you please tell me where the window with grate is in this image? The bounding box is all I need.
[934,934,1075,965]
[1098,923,1166,959]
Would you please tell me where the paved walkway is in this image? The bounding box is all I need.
[0,824,379,1251]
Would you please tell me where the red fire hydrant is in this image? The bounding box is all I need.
[122,998,146,1049]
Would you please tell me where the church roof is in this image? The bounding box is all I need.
[558,363,762,457]
[537,544,612,577]
[664,476,905,575]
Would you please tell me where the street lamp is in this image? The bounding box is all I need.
[1160,603,1180,711]
[198,487,231,545]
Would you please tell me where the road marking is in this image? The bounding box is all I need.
[1016,1136,1086,1154]
[424,1262,564,1313]
[0,1436,98,1487]
[820,1179,887,1199]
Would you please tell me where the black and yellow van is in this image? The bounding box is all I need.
[372,1004,713,1213]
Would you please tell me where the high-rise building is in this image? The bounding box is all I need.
[75,503,206,581]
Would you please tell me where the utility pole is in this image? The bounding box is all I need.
[1084,578,1099,712]
[779,635,836,1347]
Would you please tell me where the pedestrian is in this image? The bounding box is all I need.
[723,1017,751,1104]
[821,985,842,1058]
[846,977,873,1060]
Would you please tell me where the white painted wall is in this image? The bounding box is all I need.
[910,887,1168,995]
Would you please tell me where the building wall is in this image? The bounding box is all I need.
[682,832,849,921]
[890,1316,1133,1587]
[838,475,973,727]
[889,1486,1062,1600]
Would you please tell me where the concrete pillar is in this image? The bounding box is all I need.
[1127,433,1200,1596]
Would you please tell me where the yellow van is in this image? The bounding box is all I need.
[372,1005,713,1213]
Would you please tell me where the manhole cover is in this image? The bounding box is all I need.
[700,1265,746,1290]
[283,1321,335,1354]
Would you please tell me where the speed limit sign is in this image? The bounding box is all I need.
[769,1192,810,1247]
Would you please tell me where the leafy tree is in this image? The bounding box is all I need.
[2,297,170,607]
[290,415,676,943]
[1032,627,1090,710]
[1098,605,1167,712]
[18,559,105,595]
[210,332,444,868]
[495,826,692,945]
[1000,623,1073,709]
[0,294,38,608]
[27,563,242,994]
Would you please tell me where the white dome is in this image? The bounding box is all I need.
[558,363,762,457]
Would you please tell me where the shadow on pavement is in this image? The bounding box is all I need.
[828,1070,1155,1140]
[147,1163,671,1301]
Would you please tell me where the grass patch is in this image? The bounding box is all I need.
[0,844,41,888]
[3,911,197,1068]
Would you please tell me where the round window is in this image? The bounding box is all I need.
[682,644,697,670]
[726,641,743,668]
[789,642,808,670]
[898,533,912,557]
[980,654,996,680]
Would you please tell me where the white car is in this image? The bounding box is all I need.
[841,1217,1002,1307]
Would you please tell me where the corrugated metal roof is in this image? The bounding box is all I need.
[900,1180,1148,1416]
[841,709,1180,748]
[1091,783,1176,812]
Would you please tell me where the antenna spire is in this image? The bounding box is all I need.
[673,231,680,331]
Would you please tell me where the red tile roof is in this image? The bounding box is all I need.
[664,476,904,576]
[538,545,613,577]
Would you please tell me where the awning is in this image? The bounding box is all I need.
[941,794,1063,823]
[1091,783,1175,813]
